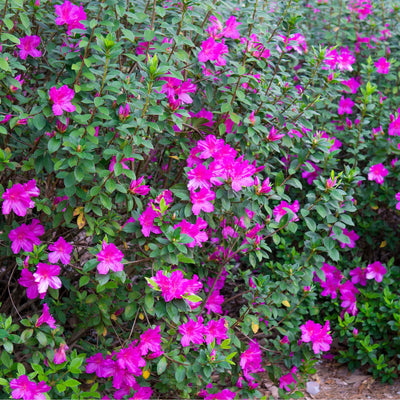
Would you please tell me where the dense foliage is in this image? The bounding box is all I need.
[1,0,400,399]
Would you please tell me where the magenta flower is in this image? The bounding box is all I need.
[179,318,205,347]
[227,157,256,192]
[368,163,388,184]
[48,237,73,265]
[129,177,150,195]
[17,35,42,60]
[138,203,162,237]
[320,263,343,299]
[2,179,39,217]
[349,267,367,286]
[205,318,228,345]
[55,0,87,34]
[205,389,236,400]
[205,290,224,314]
[49,85,76,116]
[33,263,62,294]
[18,268,42,299]
[365,261,387,283]
[116,342,145,375]
[174,218,208,248]
[338,96,355,115]
[340,280,359,315]
[198,37,229,66]
[240,340,264,383]
[341,77,361,94]
[279,366,298,392]
[96,241,124,274]
[375,57,390,74]
[336,47,356,71]
[300,320,332,354]
[86,353,115,378]
[10,375,50,400]
[273,200,300,223]
[395,192,400,210]
[54,343,69,364]
[207,15,241,40]
[187,164,212,190]
[9,220,43,254]
[301,161,321,184]
[36,303,57,329]
[190,187,215,215]
[332,228,359,249]
[389,112,400,136]
[140,325,162,356]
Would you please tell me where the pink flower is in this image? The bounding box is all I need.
[96,241,124,274]
[205,290,224,314]
[365,261,387,283]
[336,47,356,71]
[340,281,359,315]
[320,263,343,299]
[10,375,50,400]
[207,15,241,40]
[205,389,236,400]
[279,366,298,392]
[179,318,204,347]
[173,218,208,248]
[108,156,135,172]
[116,342,145,375]
[55,0,87,34]
[17,35,42,60]
[9,220,43,254]
[266,126,285,142]
[198,37,229,66]
[48,237,73,265]
[139,326,162,356]
[395,192,400,210]
[54,343,69,364]
[300,320,332,354]
[240,340,264,383]
[338,96,355,115]
[333,228,359,249]
[138,203,162,237]
[34,263,62,295]
[341,77,361,94]
[273,200,300,223]
[118,104,130,121]
[205,318,228,345]
[368,163,388,184]
[86,353,115,378]
[349,267,367,286]
[375,57,390,74]
[190,187,215,215]
[301,161,321,184]
[2,183,35,217]
[18,268,42,299]
[129,177,150,195]
[49,85,76,116]
[187,164,212,190]
[36,303,57,329]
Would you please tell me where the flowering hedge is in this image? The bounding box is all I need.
[1,0,400,399]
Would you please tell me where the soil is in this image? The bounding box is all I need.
[261,359,400,400]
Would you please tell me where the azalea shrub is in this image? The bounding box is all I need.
[1,0,400,399]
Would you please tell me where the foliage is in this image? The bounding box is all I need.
[1,0,400,398]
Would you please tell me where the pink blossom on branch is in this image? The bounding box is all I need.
[190,187,215,215]
[49,85,76,116]
[54,343,69,364]
[18,268,42,299]
[179,317,204,347]
[10,375,50,400]
[9,219,44,254]
[55,0,87,34]
[48,236,73,265]
[17,35,42,60]
[96,241,124,274]
[365,261,387,283]
[35,303,57,329]
[338,96,355,115]
[33,263,62,294]
[375,57,390,74]
[300,320,332,354]
[368,163,388,184]
[2,180,39,217]
[198,37,229,66]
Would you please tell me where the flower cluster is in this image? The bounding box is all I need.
[2,179,39,217]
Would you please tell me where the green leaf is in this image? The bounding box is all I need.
[0,57,11,71]
[157,357,167,375]
[64,378,81,387]
[175,365,186,383]
[305,217,316,232]
[3,341,13,353]
[79,275,90,287]
[177,254,195,264]
[48,137,61,153]
[144,29,155,42]
[36,331,47,346]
